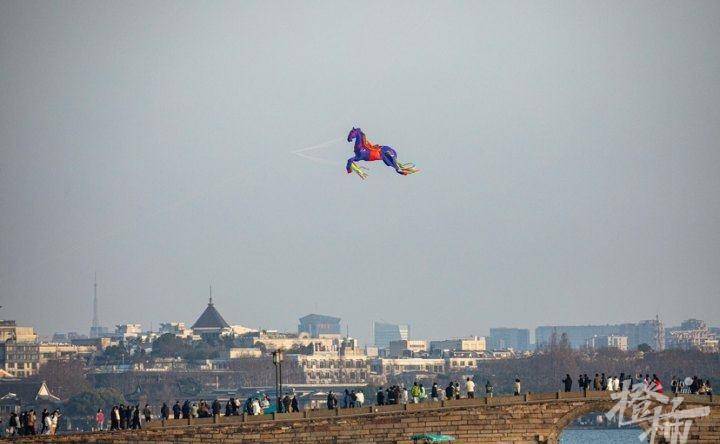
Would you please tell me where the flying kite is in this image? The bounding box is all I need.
[346,127,419,179]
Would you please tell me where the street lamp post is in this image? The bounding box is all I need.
[272,350,284,412]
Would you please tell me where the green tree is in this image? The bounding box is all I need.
[637,343,653,353]
[97,344,131,365]
[65,388,125,417]
[151,334,189,358]
[37,359,90,399]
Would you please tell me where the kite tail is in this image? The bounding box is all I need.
[398,162,420,175]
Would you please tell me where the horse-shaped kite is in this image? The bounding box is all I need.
[346,127,419,179]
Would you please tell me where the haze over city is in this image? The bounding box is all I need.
[2,1,719,345]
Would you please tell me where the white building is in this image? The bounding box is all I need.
[585,335,628,351]
[287,352,371,384]
[371,358,446,376]
[159,322,195,339]
[387,340,428,358]
[115,324,142,340]
[227,348,263,359]
[429,336,487,353]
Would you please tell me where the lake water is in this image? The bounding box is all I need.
[560,428,645,443]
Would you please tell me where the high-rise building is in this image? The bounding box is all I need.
[666,319,718,352]
[298,314,341,338]
[489,328,530,351]
[0,321,39,378]
[373,322,409,348]
[535,318,664,351]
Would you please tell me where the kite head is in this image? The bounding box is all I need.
[347,127,362,142]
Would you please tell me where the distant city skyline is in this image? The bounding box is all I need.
[5,285,716,347]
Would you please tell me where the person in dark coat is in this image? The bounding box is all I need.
[110,406,119,430]
[377,388,385,406]
[445,382,454,400]
[212,399,221,416]
[181,400,190,419]
[161,403,170,420]
[131,405,141,429]
[563,374,573,392]
[172,401,181,419]
[142,404,152,422]
[118,404,126,429]
[281,395,291,412]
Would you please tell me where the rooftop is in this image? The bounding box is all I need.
[192,297,230,330]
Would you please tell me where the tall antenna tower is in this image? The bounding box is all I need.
[91,272,100,334]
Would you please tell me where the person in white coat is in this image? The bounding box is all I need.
[355,390,364,407]
[251,398,261,415]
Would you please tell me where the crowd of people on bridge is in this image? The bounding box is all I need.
[560,372,713,396]
[19,373,717,436]
[2,408,61,437]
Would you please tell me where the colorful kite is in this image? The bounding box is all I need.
[346,127,419,180]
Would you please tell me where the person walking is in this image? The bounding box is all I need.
[562,374,572,392]
[485,380,493,397]
[466,378,476,399]
[343,389,350,408]
[181,400,190,419]
[50,410,60,435]
[8,412,19,436]
[131,405,141,429]
[355,390,364,407]
[110,406,119,430]
[161,403,170,420]
[514,378,522,396]
[173,401,181,419]
[251,398,261,415]
[411,382,421,404]
[282,394,291,412]
[143,404,152,423]
[445,382,454,400]
[454,382,461,400]
[43,411,52,435]
[593,374,601,391]
[39,409,48,434]
[27,410,36,435]
[431,383,439,401]
[95,409,105,431]
[377,388,386,405]
[291,395,300,412]
[211,399,221,417]
[653,374,663,394]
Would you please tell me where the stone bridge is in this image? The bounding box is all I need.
[6,391,719,443]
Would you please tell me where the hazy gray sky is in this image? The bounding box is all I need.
[1,1,719,344]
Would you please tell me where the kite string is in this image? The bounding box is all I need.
[290,136,344,165]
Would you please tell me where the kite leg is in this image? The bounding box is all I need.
[349,162,368,179]
[381,147,402,175]
[346,155,362,174]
